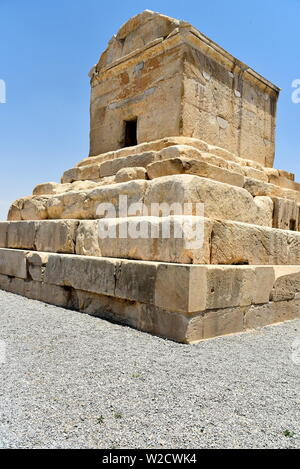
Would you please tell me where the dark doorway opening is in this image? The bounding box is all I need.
[290,219,296,231]
[124,118,137,147]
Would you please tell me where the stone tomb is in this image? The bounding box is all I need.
[1,11,300,343]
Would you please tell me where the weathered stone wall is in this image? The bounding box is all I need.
[182,45,278,167]
[90,46,183,155]
[89,10,279,166]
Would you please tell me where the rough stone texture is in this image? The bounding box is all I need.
[35,220,79,253]
[99,152,156,178]
[147,157,244,187]
[95,216,212,264]
[144,175,273,226]
[2,11,300,343]
[211,220,300,265]
[272,197,299,230]
[6,217,300,266]
[89,10,279,166]
[115,167,147,183]
[0,249,28,279]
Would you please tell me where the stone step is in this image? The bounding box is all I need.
[2,215,300,264]
[61,143,300,206]
[1,248,300,343]
[146,157,244,187]
[77,137,217,167]
[269,174,300,192]
[244,177,300,203]
[79,136,269,172]
[63,143,268,186]
[8,175,274,227]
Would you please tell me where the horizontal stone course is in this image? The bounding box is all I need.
[3,217,300,265]
[146,157,245,187]
[1,249,300,343]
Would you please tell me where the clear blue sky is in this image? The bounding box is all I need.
[0,0,299,220]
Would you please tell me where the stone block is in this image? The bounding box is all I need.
[0,222,8,247]
[44,253,118,297]
[75,220,102,257]
[99,152,156,178]
[115,259,158,304]
[33,182,72,196]
[211,220,300,265]
[144,174,272,226]
[115,167,147,183]
[94,216,213,264]
[35,220,79,253]
[270,267,300,301]
[244,300,300,329]
[147,157,244,187]
[7,221,37,249]
[0,248,28,279]
[272,197,299,230]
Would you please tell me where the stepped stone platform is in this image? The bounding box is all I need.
[2,10,300,342]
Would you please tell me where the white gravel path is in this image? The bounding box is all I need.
[0,289,300,449]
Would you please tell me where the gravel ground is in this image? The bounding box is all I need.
[0,290,300,449]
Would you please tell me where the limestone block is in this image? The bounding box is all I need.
[270,267,300,301]
[269,174,300,192]
[7,198,24,221]
[44,253,118,297]
[61,168,80,184]
[155,264,206,313]
[144,174,269,226]
[81,137,210,168]
[94,216,213,264]
[242,166,268,182]
[7,221,37,249]
[45,179,149,220]
[264,168,279,178]
[146,157,244,187]
[115,167,147,183]
[35,220,79,253]
[0,248,28,279]
[115,259,158,304]
[21,197,49,220]
[155,264,270,314]
[203,266,255,309]
[33,182,72,196]
[79,164,101,181]
[73,289,193,343]
[75,220,102,257]
[24,280,72,307]
[207,145,238,163]
[70,181,100,191]
[0,275,72,308]
[187,307,245,343]
[90,180,149,217]
[244,178,300,203]
[158,145,208,162]
[211,220,300,265]
[244,300,300,329]
[0,273,11,290]
[272,197,298,230]
[5,276,26,296]
[0,223,8,247]
[253,196,273,227]
[253,266,275,304]
[99,152,156,178]
[8,196,49,221]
